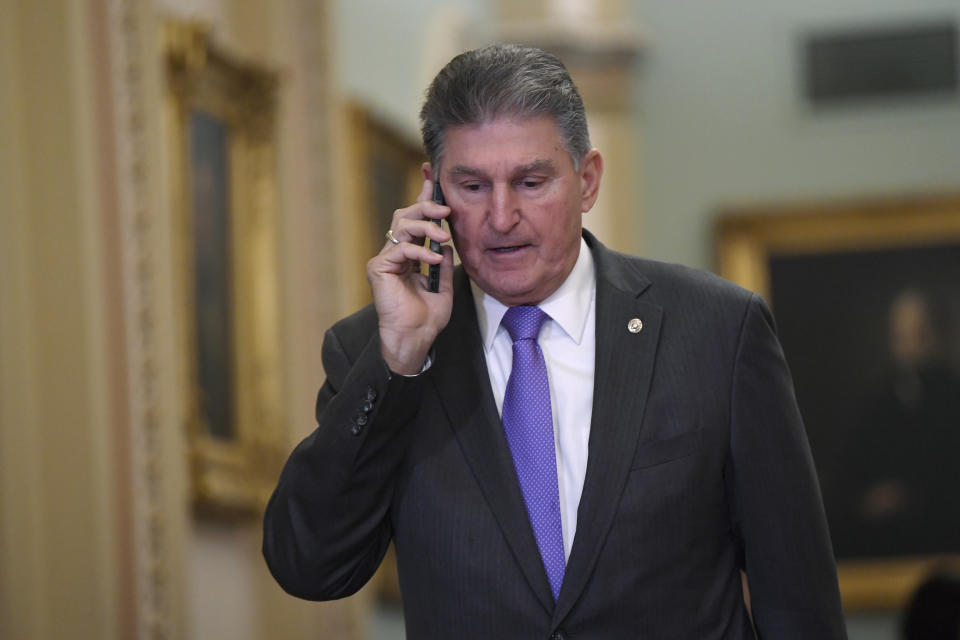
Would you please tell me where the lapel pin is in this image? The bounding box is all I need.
[627,318,643,334]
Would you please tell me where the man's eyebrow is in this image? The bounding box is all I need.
[448,165,485,177]
[447,159,556,179]
[512,159,555,176]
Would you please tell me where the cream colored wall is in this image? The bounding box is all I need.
[0,2,121,638]
[584,111,643,253]
[1,0,364,638]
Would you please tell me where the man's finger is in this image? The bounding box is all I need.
[437,245,455,294]
[391,218,451,246]
[390,199,449,232]
[376,242,444,271]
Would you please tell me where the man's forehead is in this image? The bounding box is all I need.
[439,115,571,174]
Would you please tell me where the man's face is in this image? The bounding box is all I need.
[435,115,602,306]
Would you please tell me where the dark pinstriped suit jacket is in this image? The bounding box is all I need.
[263,231,847,639]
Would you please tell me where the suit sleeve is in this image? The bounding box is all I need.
[729,294,848,638]
[262,324,423,600]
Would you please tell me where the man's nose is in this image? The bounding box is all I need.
[488,184,519,233]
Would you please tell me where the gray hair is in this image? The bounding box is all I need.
[419,44,591,171]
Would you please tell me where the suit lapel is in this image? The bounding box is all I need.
[430,269,556,615]
[553,234,663,625]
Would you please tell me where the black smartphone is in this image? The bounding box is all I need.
[428,181,445,293]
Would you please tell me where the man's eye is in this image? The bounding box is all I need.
[521,179,543,189]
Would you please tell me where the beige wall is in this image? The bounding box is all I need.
[0,0,362,638]
[1,1,122,638]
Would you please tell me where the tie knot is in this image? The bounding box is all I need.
[502,306,549,342]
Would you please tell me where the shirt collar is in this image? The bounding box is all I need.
[472,237,596,351]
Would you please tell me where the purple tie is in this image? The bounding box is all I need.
[501,306,565,601]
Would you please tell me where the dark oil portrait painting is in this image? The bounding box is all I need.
[769,243,960,559]
[188,109,236,442]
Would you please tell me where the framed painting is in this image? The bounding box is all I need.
[716,194,960,610]
[165,21,286,516]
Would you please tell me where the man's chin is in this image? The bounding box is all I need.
[476,278,549,307]
[465,260,560,305]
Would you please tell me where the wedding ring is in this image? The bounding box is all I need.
[385,229,400,245]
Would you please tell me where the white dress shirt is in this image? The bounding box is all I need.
[471,237,596,560]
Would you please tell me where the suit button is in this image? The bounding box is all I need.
[350,423,363,436]
[361,400,374,413]
[354,413,369,426]
[364,387,377,401]
[550,631,567,640]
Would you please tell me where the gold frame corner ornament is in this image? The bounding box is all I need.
[716,193,960,611]
[164,19,285,518]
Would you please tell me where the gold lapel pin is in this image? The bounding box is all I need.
[627,318,643,334]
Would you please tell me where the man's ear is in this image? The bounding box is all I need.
[422,162,433,182]
[579,149,603,213]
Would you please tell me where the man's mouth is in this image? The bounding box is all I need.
[489,244,529,253]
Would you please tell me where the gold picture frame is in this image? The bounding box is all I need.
[716,194,960,610]
[165,21,286,517]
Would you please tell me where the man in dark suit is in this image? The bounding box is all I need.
[263,44,847,638]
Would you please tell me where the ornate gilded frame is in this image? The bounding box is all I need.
[164,21,286,516]
[716,194,960,610]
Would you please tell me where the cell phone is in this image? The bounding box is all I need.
[428,181,444,293]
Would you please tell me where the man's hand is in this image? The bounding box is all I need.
[367,179,454,375]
